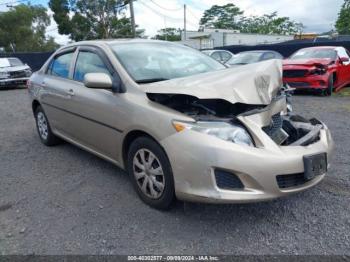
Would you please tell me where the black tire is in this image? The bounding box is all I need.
[127,136,175,209]
[34,106,61,146]
[324,75,334,96]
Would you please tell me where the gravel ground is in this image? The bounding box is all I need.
[0,89,349,255]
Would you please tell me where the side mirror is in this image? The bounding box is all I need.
[84,73,113,89]
[340,57,349,63]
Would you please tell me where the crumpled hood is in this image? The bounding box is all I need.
[0,65,30,72]
[144,59,283,105]
[283,58,333,66]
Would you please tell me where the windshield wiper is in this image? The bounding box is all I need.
[136,78,169,84]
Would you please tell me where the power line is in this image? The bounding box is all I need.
[187,6,201,21]
[138,0,183,22]
[149,0,183,12]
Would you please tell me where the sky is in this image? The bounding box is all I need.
[0,0,345,44]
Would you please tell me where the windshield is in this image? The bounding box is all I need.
[227,52,262,65]
[110,42,226,83]
[290,49,337,60]
[8,58,24,66]
[0,58,10,68]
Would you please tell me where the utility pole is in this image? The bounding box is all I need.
[184,4,187,41]
[129,0,136,38]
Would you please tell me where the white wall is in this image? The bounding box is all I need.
[181,31,294,49]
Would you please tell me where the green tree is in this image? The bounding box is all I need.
[336,0,350,34]
[199,4,303,35]
[49,0,145,41]
[200,4,243,30]
[240,12,303,35]
[153,28,181,41]
[0,4,59,52]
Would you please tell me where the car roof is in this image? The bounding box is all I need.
[240,50,278,53]
[299,46,338,50]
[62,39,178,48]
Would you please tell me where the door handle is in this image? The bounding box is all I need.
[67,89,75,96]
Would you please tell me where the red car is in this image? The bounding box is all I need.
[283,46,350,96]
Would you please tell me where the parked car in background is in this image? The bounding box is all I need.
[201,49,234,63]
[283,46,350,96]
[226,50,283,67]
[28,40,333,209]
[0,57,32,88]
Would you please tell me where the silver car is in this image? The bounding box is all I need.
[0,57,32,88]
[28,40,334,209]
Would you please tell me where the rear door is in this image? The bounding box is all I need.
[40,48,77,135]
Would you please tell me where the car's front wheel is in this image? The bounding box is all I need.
[35,106,61,146]
[324,75,334,96]
[127,136,175,209]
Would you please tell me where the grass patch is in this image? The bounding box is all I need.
[335,86,350,97]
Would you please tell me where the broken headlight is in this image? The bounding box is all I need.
[173,121,254,147]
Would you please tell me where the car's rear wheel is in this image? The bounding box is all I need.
[127,136,175,209]
[35,106,61,146]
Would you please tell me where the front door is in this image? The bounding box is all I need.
[59,47,125,161]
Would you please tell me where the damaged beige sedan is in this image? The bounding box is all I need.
[28,40,334,209]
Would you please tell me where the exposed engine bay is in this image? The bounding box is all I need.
[147,92,322,147]
[147,93,266,121]
[263,114,322,146]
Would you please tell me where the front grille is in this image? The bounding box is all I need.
[9,70,27,79]
[287,82,309,88]
[276,173,307,189]
[214,170,244,190]
[283,70,308,78]
[262,113,283,136]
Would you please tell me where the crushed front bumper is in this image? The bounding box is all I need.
[283,74,329,90]
[160,97,334,204]
[0,77,29,87]
[161,126,333,203]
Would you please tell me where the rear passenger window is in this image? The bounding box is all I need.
[48,52,74,78]
[73,51,111,82]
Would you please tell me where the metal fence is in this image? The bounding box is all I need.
[2,40,350,72]
[217,40,350,58]
[0,52,53,71]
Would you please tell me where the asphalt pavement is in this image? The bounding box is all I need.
[0,89,349,255]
